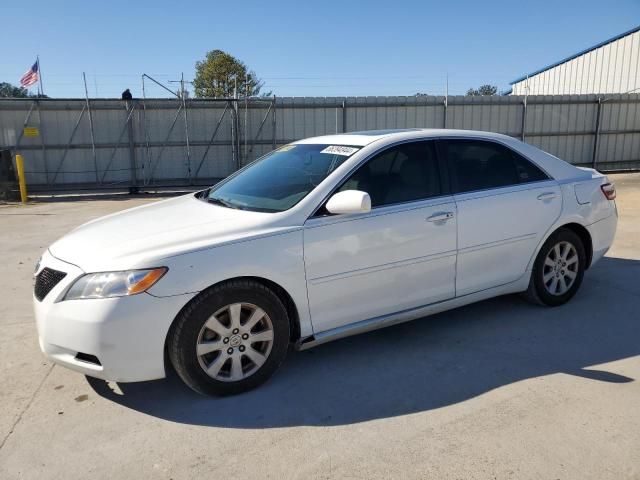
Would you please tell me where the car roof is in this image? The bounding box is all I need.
[294,128,514,146]
[293,128,586,181]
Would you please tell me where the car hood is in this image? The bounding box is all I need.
[49,194,293,272]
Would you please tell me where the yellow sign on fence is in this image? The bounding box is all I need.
[23,127,39,137]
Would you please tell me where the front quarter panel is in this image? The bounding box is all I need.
[146,228,313,337]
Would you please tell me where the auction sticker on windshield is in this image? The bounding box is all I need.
[320,145,360,156]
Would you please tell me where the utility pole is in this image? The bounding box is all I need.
[36,55,45,97]
[170,74,192,184]
[82,72,99,184]
[444,73,449,128]
[244,80,249,164]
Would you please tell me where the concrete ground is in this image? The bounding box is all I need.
[1,175,639,479]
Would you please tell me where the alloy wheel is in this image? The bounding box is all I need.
[196,302,274,382]
[542,241,579,296]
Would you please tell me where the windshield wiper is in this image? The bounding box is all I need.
[206,196,241,209]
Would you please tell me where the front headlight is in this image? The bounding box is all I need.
[63,267,167,300]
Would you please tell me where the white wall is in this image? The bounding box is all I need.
[512,30,640,95]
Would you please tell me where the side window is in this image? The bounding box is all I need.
[442,140,548,194]
[512,153,549,183]
[337,141,440,208]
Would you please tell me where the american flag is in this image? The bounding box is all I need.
[20,61,39,87]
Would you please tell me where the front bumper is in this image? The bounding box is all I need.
[34,250,196,382]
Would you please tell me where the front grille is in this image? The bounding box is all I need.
[34,267,67,301]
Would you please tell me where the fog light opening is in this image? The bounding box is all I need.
[75,352,102,366]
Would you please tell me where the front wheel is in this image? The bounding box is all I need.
[168,280,290,396]
[525,228,587,307]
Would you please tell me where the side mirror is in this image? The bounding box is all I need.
[325,190,371,215]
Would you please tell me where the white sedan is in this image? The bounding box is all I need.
[34,129,618,395]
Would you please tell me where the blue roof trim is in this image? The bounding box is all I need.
[510,25,640,85]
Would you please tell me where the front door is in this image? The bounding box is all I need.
[303,140,457,333]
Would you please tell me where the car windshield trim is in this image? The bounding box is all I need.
[206,196,241,209]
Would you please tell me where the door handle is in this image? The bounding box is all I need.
[537,192,557,201]
[427,212,454,222]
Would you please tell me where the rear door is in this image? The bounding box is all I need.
[439,139,562,296]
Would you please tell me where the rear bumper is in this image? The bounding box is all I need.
[587,212,617,266]
[34,250,196,382]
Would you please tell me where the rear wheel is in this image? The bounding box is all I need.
[168,280,290,396]
[525,228,586,306]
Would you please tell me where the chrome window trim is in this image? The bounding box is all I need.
[452,178,558,202]
[305,194,455,229]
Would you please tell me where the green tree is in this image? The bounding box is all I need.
[466,84,498,96]
[0,82,31,98]
[193,50,268,98]
[0,82,47,98]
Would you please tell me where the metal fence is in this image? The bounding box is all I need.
[1,93,639,191]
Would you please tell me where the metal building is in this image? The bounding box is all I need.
[510,26,640,95]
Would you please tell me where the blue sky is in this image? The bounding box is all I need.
[2,0,639,98]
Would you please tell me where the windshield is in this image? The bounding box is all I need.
[204,144,360,212]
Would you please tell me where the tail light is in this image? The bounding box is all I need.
[601,182,616,200]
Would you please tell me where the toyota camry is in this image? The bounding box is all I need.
[33,129,618,395]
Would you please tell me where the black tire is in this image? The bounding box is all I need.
[525,228,587,307]
[168,279,290,396]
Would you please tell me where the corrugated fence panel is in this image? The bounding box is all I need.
[1,94,639,190]
[448,95,522,134]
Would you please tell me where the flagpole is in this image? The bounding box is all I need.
[37,55,44,97]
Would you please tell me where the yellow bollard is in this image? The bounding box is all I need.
[15,154,28,204]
